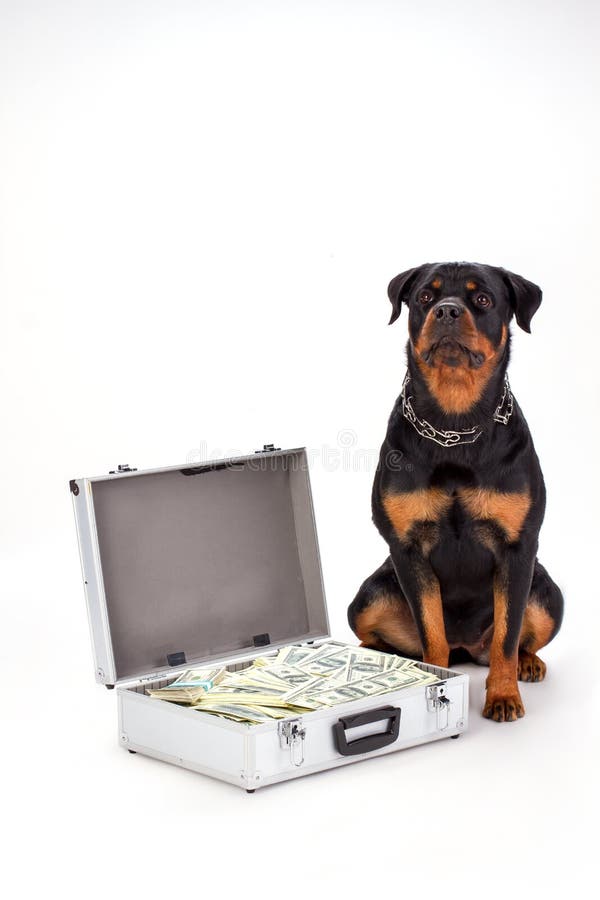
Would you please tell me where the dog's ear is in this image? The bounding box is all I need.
[387,267,423,324]
[499,268,542,333]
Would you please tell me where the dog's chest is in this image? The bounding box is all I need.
[382,464,530,551]
[428,511,495,583]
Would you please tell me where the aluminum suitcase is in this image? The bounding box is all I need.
[70,447,469,791]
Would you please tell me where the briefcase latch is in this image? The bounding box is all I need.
[278,718,306,767]
[254,444,281,453]
[427,683,451,731]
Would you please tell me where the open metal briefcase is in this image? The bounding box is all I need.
[70,446,469,791]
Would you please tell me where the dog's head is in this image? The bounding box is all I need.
[387,262,542,413]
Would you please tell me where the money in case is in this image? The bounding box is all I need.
[70,447,469,792]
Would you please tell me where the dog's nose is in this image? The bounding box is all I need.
[435,300,463,322]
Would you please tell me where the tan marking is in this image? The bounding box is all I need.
[520,599,554,652]
[484,580,524,721]
[412,521,441,557]
[487,589,517,693]
[354,595,422,656]
[383,488,452,542]
[458,487,531,543]
[420,585,449,667]
[431,277,442,289]
[459,623,494,665]
[465,280,477,291]
[414,318,508,413]
[473,522,500,557]
[517,650,546,682]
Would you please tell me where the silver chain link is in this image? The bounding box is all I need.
[400,373,513,447]
[492,376,513,425]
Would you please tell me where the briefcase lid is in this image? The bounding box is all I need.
[71,448,330,686]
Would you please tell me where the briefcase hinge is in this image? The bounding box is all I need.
[427,683,451,731]
[278,718,306,767]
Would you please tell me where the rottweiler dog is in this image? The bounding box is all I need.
[348,262,563,722]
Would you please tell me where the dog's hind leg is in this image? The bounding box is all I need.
[518,559,564,682]
[347,557,423,659]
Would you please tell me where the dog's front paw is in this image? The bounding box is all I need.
[483,688,525,722]
[518,651,546,682]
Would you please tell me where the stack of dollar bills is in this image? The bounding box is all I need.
[147,641,440,725]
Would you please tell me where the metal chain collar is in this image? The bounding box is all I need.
[400,373,513,448]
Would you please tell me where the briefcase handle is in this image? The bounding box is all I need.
[333,704,401,756]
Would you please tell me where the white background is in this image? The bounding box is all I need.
[1,1,598,897]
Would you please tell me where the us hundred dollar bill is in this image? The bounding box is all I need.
[147,640,440,723]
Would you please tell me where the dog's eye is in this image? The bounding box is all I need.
[418,290,433,305]
[475,293,492,308]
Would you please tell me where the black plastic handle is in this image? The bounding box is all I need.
[333,704,401,756]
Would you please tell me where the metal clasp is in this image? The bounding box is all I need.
[278,718,306,767]
[427,683,451,731]
[254,444,281,454]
